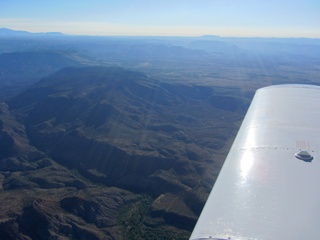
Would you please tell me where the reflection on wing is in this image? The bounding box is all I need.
[190,84,320,240]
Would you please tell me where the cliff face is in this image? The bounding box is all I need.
[3,66,247,239]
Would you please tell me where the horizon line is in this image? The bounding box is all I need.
[1,27,319,40]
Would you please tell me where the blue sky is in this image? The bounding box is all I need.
[1,0,319,37]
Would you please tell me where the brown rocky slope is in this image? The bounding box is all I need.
[2,66,249,239]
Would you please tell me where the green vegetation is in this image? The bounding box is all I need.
[118,195,152,239]
[118,195,189,240]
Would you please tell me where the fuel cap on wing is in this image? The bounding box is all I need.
[295,151,313,162]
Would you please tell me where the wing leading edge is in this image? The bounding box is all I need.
[190,84,320,240]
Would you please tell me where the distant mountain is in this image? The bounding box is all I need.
[0,28,31,36]
[200,35,221,38]
[5,66,248,238]
[0,28,63,36]
[0,51,95,100]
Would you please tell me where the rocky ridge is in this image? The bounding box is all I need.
[1,66,249,239]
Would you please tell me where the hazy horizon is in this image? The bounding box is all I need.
[1,0,319,38]
[2,27,320,40]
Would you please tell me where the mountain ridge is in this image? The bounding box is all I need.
[0,28,64,36]
[3,66,248,239]
[0,51,97,100]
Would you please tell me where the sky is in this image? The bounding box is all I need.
[0,0,319,38]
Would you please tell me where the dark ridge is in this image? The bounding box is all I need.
[208,95,243,111]
[0,51,84,100]
[0,131,15,158]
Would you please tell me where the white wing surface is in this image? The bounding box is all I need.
[190,84,320,240]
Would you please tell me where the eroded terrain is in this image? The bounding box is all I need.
[0,30,319,239]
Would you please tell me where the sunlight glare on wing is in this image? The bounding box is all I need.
[240,150,254,181]
[240,127,256,181]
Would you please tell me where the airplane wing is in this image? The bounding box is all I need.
[190,84,320,240]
